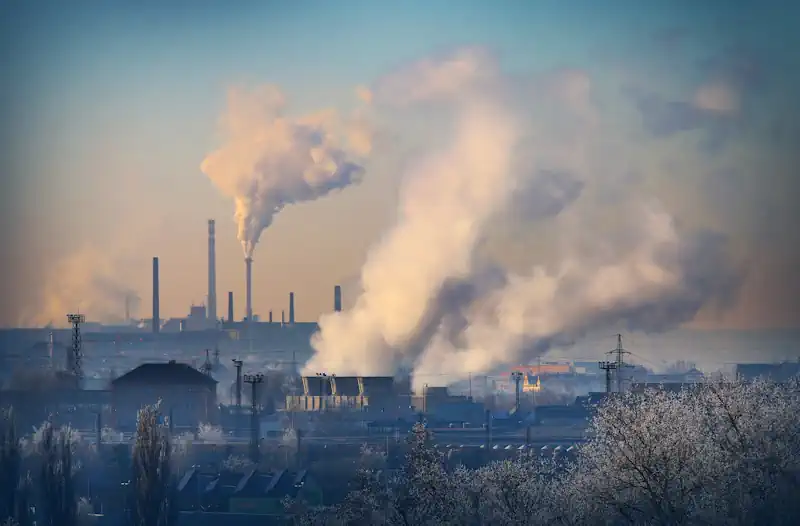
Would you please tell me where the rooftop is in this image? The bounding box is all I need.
[113,361,217,387]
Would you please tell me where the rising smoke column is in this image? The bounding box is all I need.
[412,203,740,388]
[201,85,370,258]
[306,48,524,375]
[305,46,741,385]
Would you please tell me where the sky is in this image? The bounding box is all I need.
[1,0,798,330]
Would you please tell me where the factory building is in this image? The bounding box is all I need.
[111,360,218,430]
[286,375,411,414]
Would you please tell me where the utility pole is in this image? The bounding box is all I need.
[599,360,617,393]
[232,359,243,437]
[511,371,523,414]
[243,373,264,463]
[66,313,85,383]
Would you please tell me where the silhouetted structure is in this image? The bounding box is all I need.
[152,257,160,334]
[111,361,217,429]
[288,292,295,324]
[244,257,253,322]
[66,313,85,380]
[207,220,217,323]
[227,291,234,323]
[334,285,342,312]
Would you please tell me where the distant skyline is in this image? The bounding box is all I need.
[1,1,799,329]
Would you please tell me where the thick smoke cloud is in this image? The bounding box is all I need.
[305,47,742,387]
[201,86,371,258]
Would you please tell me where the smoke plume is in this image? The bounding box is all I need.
[201,85,371,258]
[307,48,521,375]
[305,47,741,386]
[22,245,141,327]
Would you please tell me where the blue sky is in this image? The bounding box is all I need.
[1,0,798,328]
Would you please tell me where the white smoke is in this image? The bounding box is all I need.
[304,47,740,386]
[23,244,141,327]
[306,48,521,375]
[412,204,737,390]
[201,85,371,258]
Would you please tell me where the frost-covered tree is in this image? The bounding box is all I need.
[0,410,33,526]
[563,378,800,526]
[297,378,799,525]
[130,402,177,526]
[0,408,22,523]
[37,421,78,526]
[220,455,255,474]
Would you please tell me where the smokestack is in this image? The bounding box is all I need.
[208,220,217,323]
[268,310,273,323]
[334,285,342,312]
[227,291,234,323]
[289,292,295,324]
[245,257,253,321]
[152,257,160,334]
[281,310,285,325]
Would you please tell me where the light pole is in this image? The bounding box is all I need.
[243,373,264,463]
[232,359,243,437]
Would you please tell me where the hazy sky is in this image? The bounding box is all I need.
[1,0,798,329]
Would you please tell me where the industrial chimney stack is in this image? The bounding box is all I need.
[289,292,295,324]
[227,291,234,323]
[245,257,253,321]
[152,257,160,334]
[334,285,342,312]
[207,220,217,323]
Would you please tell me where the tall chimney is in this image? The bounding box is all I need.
[245,257,253,321]
[268,310,273,323]
[281,310,285,325]
[207,220,217,323]
[289,292,295,324]
[152,257,160,334]
[227,291,234,323]
[334,285,342,312]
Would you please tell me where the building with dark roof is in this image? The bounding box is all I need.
[111,360,218,429]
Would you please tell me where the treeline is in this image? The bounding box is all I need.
[0,402,177,526]
[291,378,800,526]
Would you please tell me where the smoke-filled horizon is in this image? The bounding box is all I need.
[3,2,799,341]
[304,48,743,387]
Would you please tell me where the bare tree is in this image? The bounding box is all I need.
[130,402,177,526]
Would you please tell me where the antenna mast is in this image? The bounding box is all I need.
[66,314,85,381]
[200,349,213,376]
